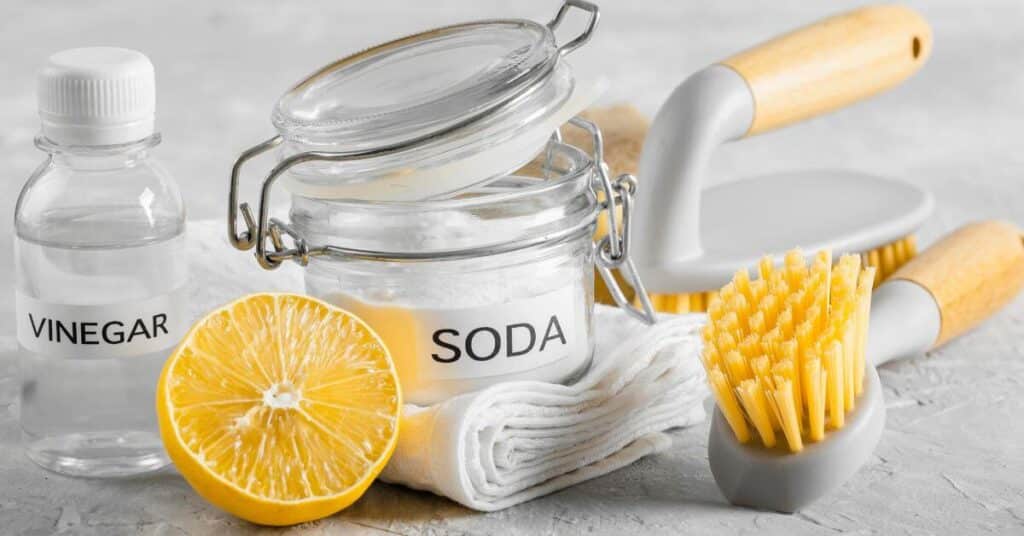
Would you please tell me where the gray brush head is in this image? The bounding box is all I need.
[707,364,885,513]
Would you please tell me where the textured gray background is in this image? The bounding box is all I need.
[2,0,1023,534]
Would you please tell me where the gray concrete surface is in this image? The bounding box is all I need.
[2,0,1023,534]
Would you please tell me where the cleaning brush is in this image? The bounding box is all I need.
[701,221,1024,513]
[577,98,921,311]
[700,250,874,453]
[624,5,934,314]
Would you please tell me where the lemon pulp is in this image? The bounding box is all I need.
[157,293,400,526]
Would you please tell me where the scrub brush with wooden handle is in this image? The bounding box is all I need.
[619,5,934,313]
[581,100,920,312]
[701,220,1024,513]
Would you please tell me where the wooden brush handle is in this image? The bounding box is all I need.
[892,221,1024,346]
[720,5,932,136]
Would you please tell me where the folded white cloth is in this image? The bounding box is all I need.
[380,309,707,510]
[189,220,708,511]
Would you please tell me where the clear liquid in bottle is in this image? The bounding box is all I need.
[14,47,188,477]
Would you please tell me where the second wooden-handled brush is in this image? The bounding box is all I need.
[629,5,934,313]
[701,220,1024,513]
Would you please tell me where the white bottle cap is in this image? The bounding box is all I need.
[37,47,156,146]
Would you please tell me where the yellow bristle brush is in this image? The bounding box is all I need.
[702,250,873,455]
[701,220,1024,513]
[611,5,935,313]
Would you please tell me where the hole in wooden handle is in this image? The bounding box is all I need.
[912,36,922,59]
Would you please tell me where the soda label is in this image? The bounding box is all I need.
[333,285,591,382]
[15,287,190,359]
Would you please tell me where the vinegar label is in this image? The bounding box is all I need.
[15,287,190,359]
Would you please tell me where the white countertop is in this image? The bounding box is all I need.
[1,0,1022,534]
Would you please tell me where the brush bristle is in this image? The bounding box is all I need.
[642,291,720,313]
[863,235,917,287]
[623,235,916,313]
[699,249,876,452]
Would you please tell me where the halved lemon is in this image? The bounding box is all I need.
[156,293,401,526]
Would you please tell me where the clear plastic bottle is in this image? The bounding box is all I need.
[13,48,187,477]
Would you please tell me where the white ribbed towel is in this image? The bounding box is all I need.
[189,220,708,511]
[379,309,707,510]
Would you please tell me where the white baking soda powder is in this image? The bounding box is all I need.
[300,206,595,405]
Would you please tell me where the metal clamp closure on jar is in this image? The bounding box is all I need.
[226,1,656,325]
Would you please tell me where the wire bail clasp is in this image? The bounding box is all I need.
[565,117,657,325]
[547,0,601,57]
[228,135,282,253]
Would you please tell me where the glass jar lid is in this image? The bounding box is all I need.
[267,2,601,201]
[273,20,558,150]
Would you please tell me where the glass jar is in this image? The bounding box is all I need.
[227,1,655,404]
[293,143,597,403]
